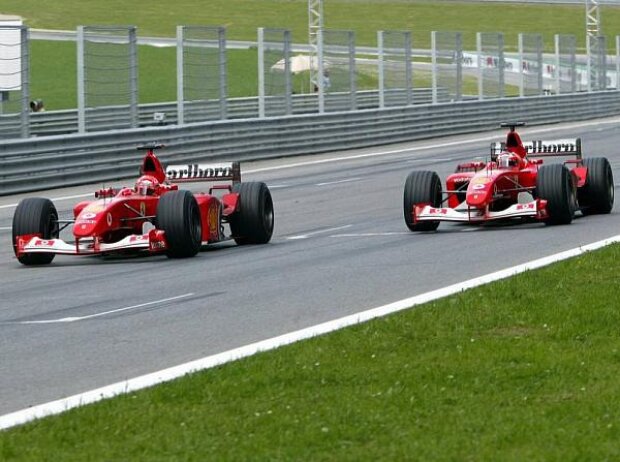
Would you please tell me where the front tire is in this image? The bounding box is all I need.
[157,190,202,258]
[403,170,442,232]
[12,197,59,265]
[229,182,274,245]
[536,163,575,226]
[578,157,614,215]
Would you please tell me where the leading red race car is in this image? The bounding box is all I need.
[404,122,614,231]
[12,145,274,265]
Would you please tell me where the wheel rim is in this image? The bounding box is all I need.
[263,196,274,232]
[607,167,614,206]
[189,202,201,244]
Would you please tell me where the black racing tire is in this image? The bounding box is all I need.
[229,182,274,245]
[12,197,59,265]
[536,163,575,226]
[156,190,202,258]
[578,157,614,215]
[403,170,442,232]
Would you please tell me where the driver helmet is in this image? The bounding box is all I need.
[497,152,520,169]
[135,175,159,195]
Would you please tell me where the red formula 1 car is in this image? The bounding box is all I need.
[404,122,614,231]
[12,145,274,265]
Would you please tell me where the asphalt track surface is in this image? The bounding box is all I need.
[1,118,620,416]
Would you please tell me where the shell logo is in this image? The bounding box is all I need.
[85,204,105,213]
[208,203,219,236]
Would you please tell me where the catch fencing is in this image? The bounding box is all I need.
[77,26,138,132]
[0,25,28,139]
[177,25,227,124]
[2,25,620,138]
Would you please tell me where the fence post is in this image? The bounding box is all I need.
[378,31,385,109]
[176,26,184,126]
[77,25,85,133]
[257,27,265,118]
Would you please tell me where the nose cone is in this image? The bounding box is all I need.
[74,205,107,237]
[466,177,493,207]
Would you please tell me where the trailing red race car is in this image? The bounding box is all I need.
[12,145,274,265]
[404,122,614,231]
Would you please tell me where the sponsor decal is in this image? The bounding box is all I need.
[150,240,166,250]
[166,164,234,181]
[106,213,113,227]
[34,239,55,247]
[429,208,448,215]
[516,203,536,210]
[472,177,491,185]
[451,177,469,183]
[77,220,96,225]
[208,203,219,236]
[524,140,578,154]
[472,184,486,190]
[84,204,105,213]
[129,235,147,242]
[80,212,97,219]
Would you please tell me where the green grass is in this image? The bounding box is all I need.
[4,0,620,50]
[2,243,620,460]
[29,41,262,110]
[21,1,617,109]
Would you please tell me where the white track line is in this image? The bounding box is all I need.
[285,224,352,240]
[315,178,362,186]
[5,294,194,325]
[330,232,410,237]
[1,234,619,431]
[1,118,619,211]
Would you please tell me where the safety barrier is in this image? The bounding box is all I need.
[1,90,619,196]
[15,89,443,137]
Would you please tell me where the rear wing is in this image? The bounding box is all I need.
[165,162,241,184]
[490,138,582,159]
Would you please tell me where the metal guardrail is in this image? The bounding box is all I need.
[1,91,619,196]
[10,89,442,137]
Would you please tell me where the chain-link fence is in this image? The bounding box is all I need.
[77,26,138,132]
[258,28,292,118]
[616,35,620,90]
[322,29,356,112]
[177,26,227,124]
[555,34,577,94]
[431,31,463,103]
[9,24,620,141]
[0,25,28,138]
[587,35,607,91]
[518,33,543,97]
[377,31,412,108]
[477,32,504,100]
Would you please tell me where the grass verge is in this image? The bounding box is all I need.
[2,243,620,460]
[4,1,620,49]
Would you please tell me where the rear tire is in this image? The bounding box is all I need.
[403,171,442,232]
[578,157,614,215]
[536,164,575,226]
[157,190,202,258]
[229,182,274,245]
[12,197,59,265]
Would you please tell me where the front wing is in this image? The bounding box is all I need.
[15,229,168,257]
[413,199,548,223]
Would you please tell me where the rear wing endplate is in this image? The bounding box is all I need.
[165,162,241,184]
[491,138,581,159]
